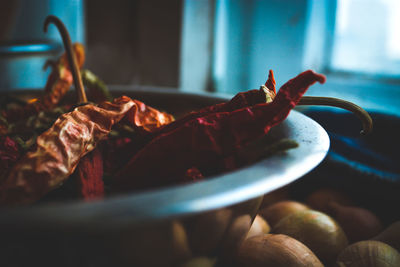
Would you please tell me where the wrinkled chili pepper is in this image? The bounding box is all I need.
[104,71,276,175]
[75,147,104,200]
[113,70,326,192]
[0,96,173,205]
[152,70,276,138]
[2,44,85,124]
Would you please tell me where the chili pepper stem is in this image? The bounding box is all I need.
[298,96,373,135]
[44,15,87,103]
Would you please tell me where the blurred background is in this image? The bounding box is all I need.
[0,0,399,115]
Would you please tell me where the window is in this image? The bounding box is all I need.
[331,0,400,76]
[180,0,400,114]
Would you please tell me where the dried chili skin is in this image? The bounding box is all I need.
[0,96,173,205]
[75,147,104,200]
[113,70,326,192]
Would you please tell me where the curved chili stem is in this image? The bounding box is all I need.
[44,15,87,103]
[298,96,373,135]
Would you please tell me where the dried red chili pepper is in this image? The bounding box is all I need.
[3,44,85,124]
[125,99,175,133]
[152,70,276,138]
[0,95,173,205]
[104,71,275,176]
[75,147,104,200]
[113,70,326,192]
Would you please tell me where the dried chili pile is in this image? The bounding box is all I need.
[112,70,326,192]
[0,15,373,206]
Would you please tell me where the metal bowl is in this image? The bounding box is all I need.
[0,88,329,267]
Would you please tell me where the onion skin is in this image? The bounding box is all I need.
[372,221,400,251]
[237,234,323,267]
[273,209,348,264]
[246,215,271,239]
[306,188,353,214]
[328,202,383,243]
[258,200,309,227]
[336,240,400,267]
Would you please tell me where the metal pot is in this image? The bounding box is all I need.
[0,88,329,267]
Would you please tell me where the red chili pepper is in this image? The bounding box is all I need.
[4,44,85,123]
[75,147,104,200]
[152,70,276,138]
[113,70,326,192]
[105,71,276,176]
[0,96,173,205]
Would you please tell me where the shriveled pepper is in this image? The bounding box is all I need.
[3,43,85,124]
[104,71,276,175]
[113,70,326,192]
[152,70,276,138]
[0,95,173,205]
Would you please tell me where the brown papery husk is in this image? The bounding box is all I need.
[372,221,400,251]
[336,240,400,267]
[328,202,383,243]
[258,200,309,227]
[236,234,323,267]
[273,209,348,264]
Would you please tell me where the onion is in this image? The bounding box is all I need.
[246,215,270,239]
[306,188,353,214]
[179,257,216,267]
[237,234,323,267]
[328,202,383,243]
[273,209,348,263]
[258,200,309,227]
[336,240,400,267]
